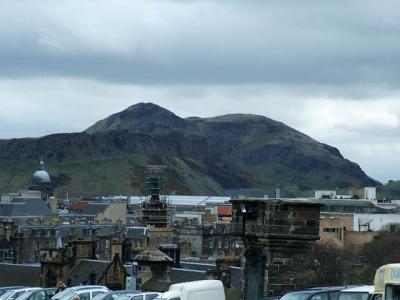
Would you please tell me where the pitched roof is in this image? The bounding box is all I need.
[141,279,171,292]
[125,227,149,239]
[0,263,41,286]
[0,198,52,217]
[170,268,206,284]
[84,203,109,215]
[65,259,110,285]
[133,250,173,263]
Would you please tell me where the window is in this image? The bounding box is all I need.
[386,285,400,300]
[371,295,382,300]
[223,240,229,249]
[10,292,23,300]
[310,293,329,300]
[145,295,159,300]
[329,292,339,300]
[130,296,143,300]
[79,292,90,300]
[92,292,104,298]
[323,228,343,240]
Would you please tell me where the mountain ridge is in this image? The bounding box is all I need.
[0,102,379,197]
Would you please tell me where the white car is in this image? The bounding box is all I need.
[53,286,108,300]
[128,293,161,300]
[0,288,42,300]
[338,286,374,300]
[60,289,109,300]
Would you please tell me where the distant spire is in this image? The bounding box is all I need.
[39,157,45,170]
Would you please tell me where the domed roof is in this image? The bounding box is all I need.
[33,169,51,184]
[32,159,51,185]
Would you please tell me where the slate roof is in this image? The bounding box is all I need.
[0,263,41,286]
[0,198,52,217]
[133,250,173,263]
[180,262,216,271]
[15,223,120,239]
[125,227,149,239]
[170,268,206,284]
[141,279,171,292]
[65,259,110,285]
[84,203,109,215]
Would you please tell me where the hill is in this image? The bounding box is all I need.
[0,102,379,197]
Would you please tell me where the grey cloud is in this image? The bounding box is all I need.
[0,0,400,88]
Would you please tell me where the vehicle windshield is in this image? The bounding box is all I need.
[337,292,370,300]
[1,291,17,300]
[53,289,73,300]
[97,293,138,300]
[92,294,107,300]
[27,291,50,300]
[281,292,314,300]
[0,291,10,297]
[57,291,77,300]
[15,292,34,300]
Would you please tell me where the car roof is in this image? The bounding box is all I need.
[8,288,40,293]
[76,289,107,293]
[285,289,342,296]
[340,286,374,293]
[69,286,107,291]
[309,286,356,291]
[134,293,161,295]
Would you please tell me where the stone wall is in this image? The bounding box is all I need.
[229,198,321,300]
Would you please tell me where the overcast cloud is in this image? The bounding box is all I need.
[0,0,399,183]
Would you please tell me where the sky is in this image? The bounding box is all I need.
[0,0,399,183]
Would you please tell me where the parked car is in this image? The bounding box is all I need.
[16,288,58,300]
[0,288,42,300]
[59,288,109,300]
[92,291,141,300]
[280,287,348,300]
[128,293,161,300]
[337,286,374,300]
[53,287,108,300]
[0,288,26,298]
[155,280,225,300]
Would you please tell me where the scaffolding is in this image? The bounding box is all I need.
[141,165,170,228]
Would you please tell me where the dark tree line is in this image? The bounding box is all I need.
[303,230,400,286]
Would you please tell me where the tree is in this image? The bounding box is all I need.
[303,241,345,286]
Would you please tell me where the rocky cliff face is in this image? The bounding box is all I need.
[0,102,379,197]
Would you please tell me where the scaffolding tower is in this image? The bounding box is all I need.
[141,165,170,228]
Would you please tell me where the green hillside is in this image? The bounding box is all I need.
[0,103,379,197]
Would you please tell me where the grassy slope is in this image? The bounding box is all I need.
[378,181,400,200]
[0,154,223,198]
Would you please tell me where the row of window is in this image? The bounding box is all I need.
[207,239,238,249]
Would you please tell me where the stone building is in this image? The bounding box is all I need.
[202,224,240,260]
[133,249,173,292]
[69,201,127,225]
[229,197,322,300]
